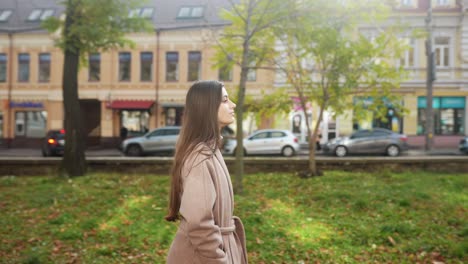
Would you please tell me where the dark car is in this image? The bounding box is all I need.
[459,137,468,154]
[41,129,65,157]
[322,128,409,157]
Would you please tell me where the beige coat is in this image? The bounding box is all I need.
[167,144,248,264]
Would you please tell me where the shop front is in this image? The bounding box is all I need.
[352,97,404,134]
[9,101,47,147]
[161,103,184,127]
[107,100,155,139]
[417,96,465,135]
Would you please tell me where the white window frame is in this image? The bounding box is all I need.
[27,9,54,21]
[40,9,54,20]
[177,6,204,18]
[401,0,412,6]
[27,10,42,21]
[400,38,416,68]
[435,0,449,6]
[434,37,451,68]
[129,7,154,19]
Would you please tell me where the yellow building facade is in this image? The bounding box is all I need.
[0,26,275,147]
[0,0,467,149]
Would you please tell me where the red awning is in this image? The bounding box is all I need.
[108,100,155,110]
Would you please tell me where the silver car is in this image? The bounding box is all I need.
[323,128,409,157]
[223,129,300,157]
[121,126,181,156]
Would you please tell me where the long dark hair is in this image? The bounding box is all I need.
[165,80,223,221]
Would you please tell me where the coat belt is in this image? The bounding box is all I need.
[220,225,236,235]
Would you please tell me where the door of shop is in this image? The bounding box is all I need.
[79,99,101,146]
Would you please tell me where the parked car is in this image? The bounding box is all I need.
[120,126,181,156]
[41,129,65,157]
[459,136,468,154]
[223,129,300,157]
[322,128,409,157]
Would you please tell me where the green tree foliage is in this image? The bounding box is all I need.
[42,0,151,177]
[215,0,293,193]
[273,0,409,177]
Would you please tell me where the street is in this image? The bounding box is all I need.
[0,147,464,158]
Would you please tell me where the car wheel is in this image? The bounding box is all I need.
[335,145,347,157]
[126,144,143,156]
[386,145,400,157]
[282,146,295,157]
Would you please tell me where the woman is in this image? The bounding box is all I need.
[166,81,248,264]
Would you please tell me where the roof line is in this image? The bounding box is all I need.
[155,22,230,31]
[0,26,43,33]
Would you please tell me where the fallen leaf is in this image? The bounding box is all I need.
[256,237,263,244]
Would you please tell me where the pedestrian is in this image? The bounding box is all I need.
[165,80,248,264]
[120,126,128,140]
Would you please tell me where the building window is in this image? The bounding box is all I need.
[400,38,415,67]
[436,0,449,6]
[140,52,153,82]
[129,7,154,19]
[218,65,233,82]
[0,10,13,22]
[15,111,47,138]
[247,62,256,82]
[400,0,412,5]
[0,54,6,82]
[166,52,179,82]
[417,97,465,135]
[119,52,131,81]
[18,53,30,82]
[188,51,201,81]
[165,107,183,126]
[434,37,450,68]
[177,6,204,18]
[38,53,51,82]
[27,9,54,21]
[88,53,100,82]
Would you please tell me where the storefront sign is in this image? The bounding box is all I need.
[353,96,394,107]
[417,97,465,109]
[10,101,44,108]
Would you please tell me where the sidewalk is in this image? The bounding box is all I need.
[0,146,464,157]
[0,147,122,157]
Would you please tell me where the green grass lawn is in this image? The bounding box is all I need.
[0,170,466,264]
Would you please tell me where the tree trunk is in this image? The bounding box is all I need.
[233,0,256,194]
[299,104,324,178]
[308,107,325,177]
[234,51,249,194]
[60,0,87,177]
